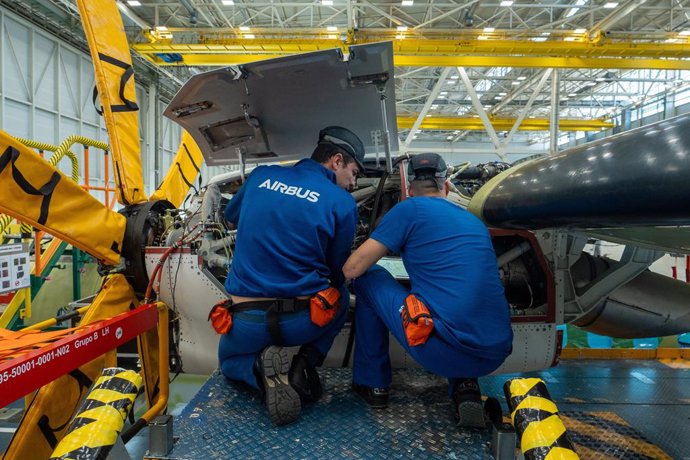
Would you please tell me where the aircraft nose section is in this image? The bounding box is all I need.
[469,113,690,230]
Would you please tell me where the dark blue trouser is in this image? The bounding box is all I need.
[353,266,504,396]
[218,286,349,389]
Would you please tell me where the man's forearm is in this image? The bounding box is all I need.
[343,238,389,280]
[343,251,368,280]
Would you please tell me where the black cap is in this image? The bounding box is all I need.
[407,153,448,182]
[318,126,365,171]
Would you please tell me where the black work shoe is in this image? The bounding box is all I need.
[258,346,301,426]
[352,383,389,409]
[452,378,486,429]
[289,353,323,402]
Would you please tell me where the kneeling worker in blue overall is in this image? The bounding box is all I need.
[211,126,363,425]
[343,152,513,428]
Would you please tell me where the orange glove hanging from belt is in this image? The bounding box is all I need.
[209,299,233,334]
[400,294,434,346]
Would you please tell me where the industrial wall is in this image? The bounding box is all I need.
[0,6,227,203]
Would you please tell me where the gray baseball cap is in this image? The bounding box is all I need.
[318,126,365,171]
[407,153,448,181]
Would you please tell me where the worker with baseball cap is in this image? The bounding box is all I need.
[318,125,366,179]
[343,152,513,428]
[213,126,364,426]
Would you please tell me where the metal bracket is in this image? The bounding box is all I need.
[539,229,664,323]
[147,414,174,457]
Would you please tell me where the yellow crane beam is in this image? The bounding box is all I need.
[397,117,613,132]
[132,36,690,69]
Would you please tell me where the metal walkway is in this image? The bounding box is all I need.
[147,368,494,459]
[145,359,690,459]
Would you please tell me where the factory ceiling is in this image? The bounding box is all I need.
[5,0,690,153]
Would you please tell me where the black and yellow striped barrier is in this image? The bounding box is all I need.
[504,377,579,460]
[49,367,143,460]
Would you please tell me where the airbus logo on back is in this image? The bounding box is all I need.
[258,179,320,203]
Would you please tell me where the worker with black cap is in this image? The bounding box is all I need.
[343,152,513,429]
[214,126,364,426]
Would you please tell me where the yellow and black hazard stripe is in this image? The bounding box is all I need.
[560,411,672,459]
[49,368,143,460]
[504,377,580,460]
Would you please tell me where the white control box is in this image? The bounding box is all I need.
[0,244,30,293]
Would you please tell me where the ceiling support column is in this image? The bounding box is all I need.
[550,68,560,155]
[403,67,452,148]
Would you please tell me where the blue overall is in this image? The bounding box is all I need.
[219,159,357,389]
[352,197,513,395]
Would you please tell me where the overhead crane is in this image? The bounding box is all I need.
[132,29,690,70]
[398,117,613,132]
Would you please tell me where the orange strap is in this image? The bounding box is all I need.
[0,324,92,360]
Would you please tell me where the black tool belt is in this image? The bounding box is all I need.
[229,298,311,345]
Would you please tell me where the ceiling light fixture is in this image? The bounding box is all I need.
[397,25,408,31]
[574,28,586,33]
[603,2,618,8]
[483,27,495,32]
[322,0,333,5]
[500,0,513,6]
[327,26,338,31]
[402,0,414,5]
[240,26,251,31]
[127,0,141,5]
[244,34,255,39]
[517,76,527,80]
[221,0,234,4]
